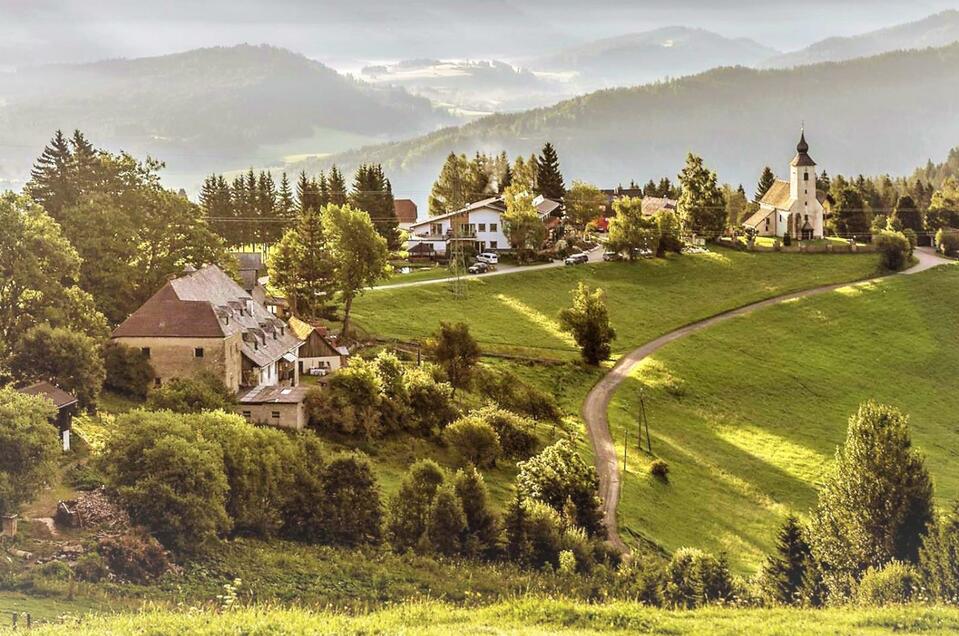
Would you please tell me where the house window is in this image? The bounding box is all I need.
[154,377,162,387]
[489,223,497,232]
[242,411,252,421]
[478,223,486,231]
[194,347,204,358]
[141,347,151,358]
[765,218,770,230]
[489,241,498,249]
[271,411,280,419]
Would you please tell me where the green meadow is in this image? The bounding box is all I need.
[608,266,959,573]
[352,250,882,359]
[12,599,959,635]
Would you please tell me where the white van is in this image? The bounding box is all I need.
[476,252,499,265]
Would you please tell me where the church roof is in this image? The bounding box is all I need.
[758,180,791,209]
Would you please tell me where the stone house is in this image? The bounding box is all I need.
[111,264,307,429]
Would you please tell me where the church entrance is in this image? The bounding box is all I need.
[801,228,813,240]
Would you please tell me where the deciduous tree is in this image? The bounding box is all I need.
[564,181,606,236]
[424,322,481,394]
[608,196,661,260]
[10,324,105,411]
[0,388,59,516]
[677,153,726,239]
[558,283,615,365]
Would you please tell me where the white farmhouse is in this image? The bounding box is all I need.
[744,130,827,240]
[406,197,510,257]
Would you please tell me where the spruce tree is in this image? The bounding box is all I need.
[277,173,295,220]
[454,466,501,559]
[536,142,566,200]
[349,164,398,249]
[755,166,776,201]
[919,501,959,602]
[426,483,467,556]
[677,153,726,239]
[763,514,812,605]
[428,152,470,215]
[25,130,76,220]
[326,165,348,205]
[504,495,531,565]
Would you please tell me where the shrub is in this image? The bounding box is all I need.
[36,560,74,581]
[281,433,327,541]
[663,548,735,608]
[475,406,539,460]
[875,230,912,271]
[936,228,959,256]
[650,459,669,481]
[558,550,577,575]
[305,358,383,437]
[473,368,562,423]
[145,370,234,413]
[98,531,170,583]
[443,416,501,468]
[192,411,296,537]
[103,342,154,399]
[516,440,605,537]
[453,467,500,560]
[919,500,959,602]
[65,463,105,491]
[99,410,231,553]
[73,552,109,583]
[403,367,457,436]
[857,561,920,606]
[0,388,59,516]
[902,228,918,252]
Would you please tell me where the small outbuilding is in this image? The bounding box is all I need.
[18,381,78,451]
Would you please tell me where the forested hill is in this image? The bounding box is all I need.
[765,10,959,68]
[298,43,959,204]
[0,44,450,190]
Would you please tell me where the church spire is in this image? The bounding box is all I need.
[797,126,809,154]
[791,125,815,167]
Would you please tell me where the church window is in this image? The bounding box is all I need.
[804,171,809,181]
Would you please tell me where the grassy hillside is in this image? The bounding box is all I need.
[608,266,959,573]
[13,599,959,635]
[354,251,881,359]
[302,43,959,203]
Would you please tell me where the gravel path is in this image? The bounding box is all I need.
[582,247,953,550]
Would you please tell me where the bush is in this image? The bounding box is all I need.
[936,228,959,256]
[281,433,327,541]
[403,367,457,435]
[0,388,60,516]
[920,501,959,602]
[318,452,384,547]
[98,531,170,584]
[306,358,383,437]
[875,230,912,271]
[663,547,735,608]
[36,560,74,581]
[902,228,918,252]
[99,410,231,553]
[516,440,605,537]
[103,342,154,399]
[559,283,616,365]
[443,416,501,468]
[483,407,539,460]
[857,561,920,606]
[453,467,500,559]
[73,552,109,583]
[474,368,562,423]
[424,322,481,393]
[145,370,234,413]
[65,462,105,491]
[650,459,669,481]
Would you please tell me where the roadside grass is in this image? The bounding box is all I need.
[12,598,959,635]
[352,250,881,360]
[607,266,959,574]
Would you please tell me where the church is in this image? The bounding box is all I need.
[744,130,827,240]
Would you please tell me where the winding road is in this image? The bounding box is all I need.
[582,248,954,551]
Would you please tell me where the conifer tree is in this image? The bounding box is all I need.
[763,515,813,605]
[429,152,471,216]
[277,173,295,220]
[350,164,398,248]
[326,165,348,205]
[296,171,320,213]
[256,171,277,245]
[454,466,500,559]
[892,194,924,232]
[536,142,566,200]
[426,482,467,556]
[504,495,531,566]
[755,166,776,201]
[316,172,330,208]
[25,130,76,221]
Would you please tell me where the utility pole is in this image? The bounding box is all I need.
[639,389,652,453]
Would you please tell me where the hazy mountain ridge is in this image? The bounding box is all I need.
[765,9,959,67]
[0,44,451,188]
[297,44,959,205]
[533,26,779,88]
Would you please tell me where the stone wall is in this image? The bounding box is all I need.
[111,334,244,392]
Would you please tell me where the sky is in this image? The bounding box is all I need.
[1,0,957,71]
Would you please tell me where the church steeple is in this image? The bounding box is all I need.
[791,126,816,167]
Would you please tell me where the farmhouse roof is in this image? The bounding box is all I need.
[410,196,505,227]
[238,384,309,405]
[18,381,78,410]
[641,197,677,216]
[112,265,301,369]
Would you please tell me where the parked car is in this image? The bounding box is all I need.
[602,250,621,261]
[476,252,499,265]
[565,252,589,265]
[468,262,490,274]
